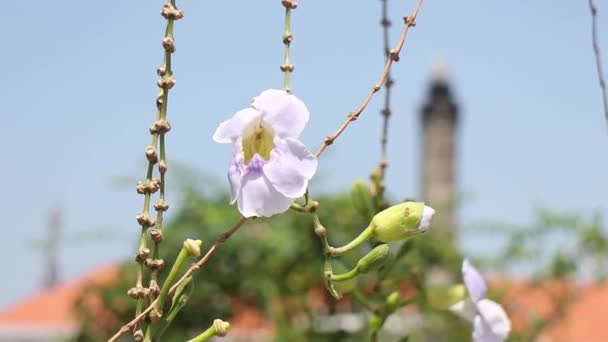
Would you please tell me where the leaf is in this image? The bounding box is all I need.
[156,276,194,338]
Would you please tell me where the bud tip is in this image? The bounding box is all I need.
[184,239,202,257]
[417,205,435,232]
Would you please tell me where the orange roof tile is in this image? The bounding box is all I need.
[542,284,608,342]
[492,278,608,342]
[0,264,118,328]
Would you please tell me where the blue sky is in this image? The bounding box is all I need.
[1,1,607,307]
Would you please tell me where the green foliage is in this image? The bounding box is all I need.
[74,174,608,341]
[75,184,379,340]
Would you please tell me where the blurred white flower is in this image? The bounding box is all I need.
[450,259,511,342]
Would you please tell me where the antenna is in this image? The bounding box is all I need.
[42,206,62,288]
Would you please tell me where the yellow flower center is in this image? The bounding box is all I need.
[242,118,275,164]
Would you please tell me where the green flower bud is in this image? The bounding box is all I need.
[213,319,230,337]
[351,178,375,220]
[356,244,390,274]
[427,284,467,310]
[184,239,202,257]
[370,201,435,242]
[368,315,383,330]
[386,291,401,307]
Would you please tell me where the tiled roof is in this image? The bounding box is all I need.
[0,263,118,337]
[2,265,608,341]
[494,278,608,342]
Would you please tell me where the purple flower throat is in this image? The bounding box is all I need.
[246,153,266,173]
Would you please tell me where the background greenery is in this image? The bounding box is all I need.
[73,168,608,341]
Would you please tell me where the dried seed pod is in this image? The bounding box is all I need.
[145,145,157,162]
[157,76,176,90]
[280,63,295,72]
[148,279,160,297]
[136,247,150,262]
[136,213,155,227]
[154,199,169,212]
[281,0,298,9]
[158,160,168,174]
[133,329,144,342]
[162,37,176,53]
[150,228,164,242]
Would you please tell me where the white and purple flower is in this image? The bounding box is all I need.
[450,259,511,342]
[213,89,318,218]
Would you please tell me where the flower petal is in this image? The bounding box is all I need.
[463,259,488,302]
[473,299,511,342]
[417,205,435,232]
[213,108,260,143]
[253,89,310,138]
[449,299,477,323]
[263,137,318,198]
[237,170,293,218]
[227,153,244,204]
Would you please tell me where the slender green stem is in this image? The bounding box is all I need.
[187,320,230,342]
[281,4,294,92]
[331,267,359,282]
[134,53,162,332]
[290,190,318,213]
[378,0,393,183]
[290,202,311,213]
[283,8,291,90]
[329,225,374,256]
[149,0,176,290]
[154,276,192,338]
[133,2,181,338]
[371,328,380,342]
[144,246,190,341]
[187,325,216,342]
[158,248,189,313]
[302,190,370,297]
[306,207,341,298]
[312,213,332,254]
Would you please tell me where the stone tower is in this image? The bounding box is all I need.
[420,63,459,237]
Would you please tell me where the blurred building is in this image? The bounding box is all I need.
[0,264,116,341]
[420,62,459,239]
